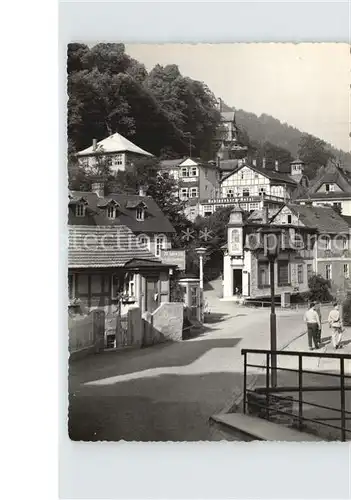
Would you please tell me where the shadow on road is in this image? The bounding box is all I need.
[69,337,243,385]
[68,370,244,442]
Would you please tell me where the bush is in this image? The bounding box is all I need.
[170,277,185,303]
[307,274,333,303]
[342,292,351,325]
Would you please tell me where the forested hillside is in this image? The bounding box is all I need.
[235,108,351,168]
[67,43,350,180]
[67,43,221,161]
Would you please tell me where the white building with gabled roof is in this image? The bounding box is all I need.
[76,132,153,173]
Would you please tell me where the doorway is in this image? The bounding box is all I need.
[145,276,160,313]
[233,269,243,295]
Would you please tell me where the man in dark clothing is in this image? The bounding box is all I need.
[304,302,321,350]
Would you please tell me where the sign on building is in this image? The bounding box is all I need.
[160,249,186,270]
[230,228,242,255]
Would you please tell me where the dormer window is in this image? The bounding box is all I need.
[75,203,86,217]
[325,183,335,192]
[107,206,118,219]
[136,207,145,221]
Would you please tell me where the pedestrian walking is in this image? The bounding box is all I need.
[304,302,321,350]
[314,301,322,344]
[328,302,343,349]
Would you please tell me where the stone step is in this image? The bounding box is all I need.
[211,412,323,441]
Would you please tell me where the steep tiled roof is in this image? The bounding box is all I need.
[287,204,350,234]
[221,163,297,185]
[159,159,184,169]
[306,164,351,195]
[248,208,281,223]
[68,225,161,268]
[219,159,240,172]
[159,158,218,170]
[69,191,175,234]
[76,132,153,157]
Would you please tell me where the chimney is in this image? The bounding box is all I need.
[262,157,266,169]
[92,138,97,151]
[91,182,104,198]
[252,158,257,167]
[275,160,279,171]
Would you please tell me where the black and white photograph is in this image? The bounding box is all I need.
[67,42,350,443]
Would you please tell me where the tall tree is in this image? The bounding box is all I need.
[298,133,335,179]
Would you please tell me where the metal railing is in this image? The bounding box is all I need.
[241,348,351,441]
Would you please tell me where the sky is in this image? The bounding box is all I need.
[126,43,349,153]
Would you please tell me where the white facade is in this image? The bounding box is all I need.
[221,165,292,200]
[222,205,313,301]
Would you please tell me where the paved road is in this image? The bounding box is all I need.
[69,281,312,441]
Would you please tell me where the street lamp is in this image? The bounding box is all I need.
[195,247,207,322]
[260,227,281,388]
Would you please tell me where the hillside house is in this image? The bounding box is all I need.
[159,157,219,220]
[296,162,351,215]
[68,225,173,314]
[76,132,153,173]
[68,184,177,312]
[222,203,351,301]
[194,158,309,219]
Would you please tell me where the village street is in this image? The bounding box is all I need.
[68,280,325,441]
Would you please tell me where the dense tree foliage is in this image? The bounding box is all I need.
[298,133,335,179]
[235,109,350,174]
[67,43,221,160]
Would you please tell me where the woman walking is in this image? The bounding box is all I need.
[328,303,343,350]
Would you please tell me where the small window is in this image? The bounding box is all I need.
[344,264,349,279]
[181,167,188,177]
[287,215,292,224]
[113,154,123,166]
[297,264,303,284]
[107,206,117,219]
[136,207,144,221]
[278,261,290,285]
[75,203,86,217]
[189,187,198,198]
[123,273,135,297]
[111,274,119,299]
[155,236,166,257]
[180,188,188,200]
[227,189,234,198]
[307,264,313,280]
[190,167,198,176]
[325,264,332,280]
[243,189,250,197]
[343,238,348,250]
[137,234,150,250]
[258,262,269,287]
[320,236,331,250]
